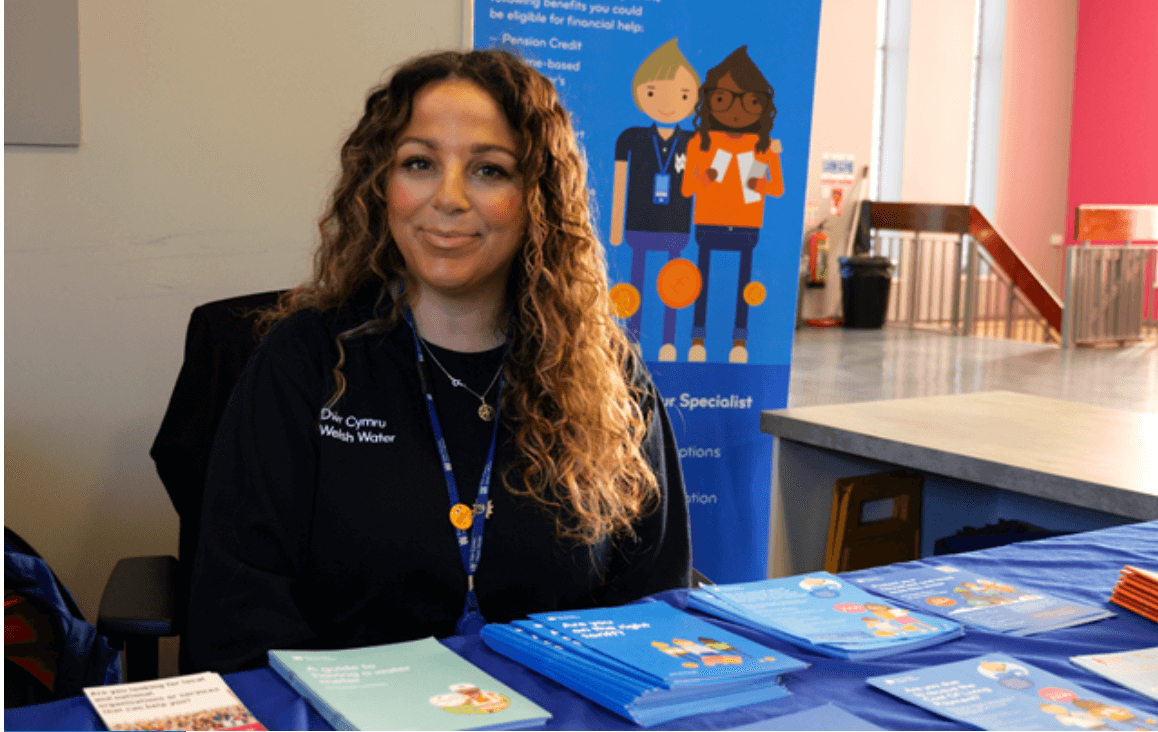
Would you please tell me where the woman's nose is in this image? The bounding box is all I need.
[433,166,470,213]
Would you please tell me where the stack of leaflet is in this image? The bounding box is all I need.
[853,563,1114,634]
[688,572,963,660]
[1110,566,1158,623]
[480,601,808,727]
[868,653,1158,730]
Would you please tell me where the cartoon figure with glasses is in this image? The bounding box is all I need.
[610,39,700,361]
[681,46,783,363]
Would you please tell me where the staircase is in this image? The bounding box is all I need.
[860,202,1157,347]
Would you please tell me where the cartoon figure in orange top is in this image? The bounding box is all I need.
[1072,698,1156,729]
[609,39,700,361]
[681,46,784,363]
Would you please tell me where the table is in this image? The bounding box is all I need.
[7,520,1158,730]
[762,390,1158,577]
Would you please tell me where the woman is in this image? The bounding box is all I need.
[681,46,784,363]
[187,49,691,674]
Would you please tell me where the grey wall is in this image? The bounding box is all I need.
[5,0,461,675]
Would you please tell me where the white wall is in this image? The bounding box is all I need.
[993,0,1078,294]
[900,0,975,203]
[4,0,460,671]
[797,0,879,320]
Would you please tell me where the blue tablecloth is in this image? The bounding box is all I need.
[8,520,1158,731]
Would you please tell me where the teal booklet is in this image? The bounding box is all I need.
[851,563,1113,635]
[868,653,1158,730]
[268,637,550,731]
[481,600,807,726]
[688,572,963,659]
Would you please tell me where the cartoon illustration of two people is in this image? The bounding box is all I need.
[975,662,1157,729]
[650,636,746,666]
[862,602,939,634]
[954,579,1037,607]
[611,40,784,363]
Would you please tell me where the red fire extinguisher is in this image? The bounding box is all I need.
[807,226,829,287]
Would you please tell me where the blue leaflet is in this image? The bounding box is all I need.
[480,601,807,726]
[868,653,1158,731]
[851,563,1114,636]
[528,601,808,685]
[688,572,963,659]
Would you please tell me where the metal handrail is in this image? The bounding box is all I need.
[864,202,1059,345]
[1061,205,1158,348]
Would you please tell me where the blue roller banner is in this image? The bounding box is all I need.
[473,0,821,583]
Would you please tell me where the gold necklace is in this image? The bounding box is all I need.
[418,337,503,422]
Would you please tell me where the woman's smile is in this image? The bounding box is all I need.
[388,77,527,303]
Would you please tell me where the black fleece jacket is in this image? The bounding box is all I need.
[187,287,691,673]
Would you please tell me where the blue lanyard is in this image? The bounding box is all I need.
[403,309,505,635]
[652,125,679,173]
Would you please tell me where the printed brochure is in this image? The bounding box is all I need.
[481,600,806,726]
[1071,647,1158,702]
[868,652,1158,730]
[852,563,1113,635]
[688,572,962,659]
[528,601,808,685]
[268,637,550,731]
[84,672,265,731]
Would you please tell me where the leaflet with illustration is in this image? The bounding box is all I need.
[481,609,796,727]
[481,616,796,727]
[868,653,1158,731]
[528,600,808,686]
[688,572,962,659]
[1071,647,1158,702]
[852,563,1113,635]
[268,637,550,731]
[84,672,265,731]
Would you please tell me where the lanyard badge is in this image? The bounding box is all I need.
[404,309,506,635]
[652,127,679,205]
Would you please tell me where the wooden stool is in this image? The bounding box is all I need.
[825,470,923,573]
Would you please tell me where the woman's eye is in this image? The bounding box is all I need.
[475,163,511,180]
[400,157,433,172]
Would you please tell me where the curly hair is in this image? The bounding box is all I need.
[260,49,659,545]
[693,45,777,153]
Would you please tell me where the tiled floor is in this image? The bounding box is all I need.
[787,325,1157,413]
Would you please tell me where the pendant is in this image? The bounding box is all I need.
[449,503,474,530]
[478,402,495,422]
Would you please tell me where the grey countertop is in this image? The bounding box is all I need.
[761,390,1158,520]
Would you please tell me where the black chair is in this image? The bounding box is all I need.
[97,291,284,681]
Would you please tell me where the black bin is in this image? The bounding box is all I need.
[839,256,894,329]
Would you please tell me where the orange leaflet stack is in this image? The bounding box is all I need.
[1109,566,1158,624]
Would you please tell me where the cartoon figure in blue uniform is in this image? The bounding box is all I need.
[610,39,700,361]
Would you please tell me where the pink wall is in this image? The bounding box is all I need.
[994,0,1078,294]
[1065,0,1158,244]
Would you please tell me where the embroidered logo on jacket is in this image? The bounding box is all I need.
[318,407,396,444]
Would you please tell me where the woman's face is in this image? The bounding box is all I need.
[708,72,764,130]
[388,78,527,304]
